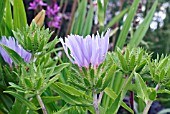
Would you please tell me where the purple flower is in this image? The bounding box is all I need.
[46,3,61,29]
[28,0,47,10]
[46,4,60,17]
[0,36,32,67]
[60,29,110,68]
[47,16,61,29]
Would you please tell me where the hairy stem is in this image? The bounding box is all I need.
[37,94,47,114]
[93,92,100,114]
[143,84,160,114]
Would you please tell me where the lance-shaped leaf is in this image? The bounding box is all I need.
[116,0,140,49]
[13,0,27,30]
[104,87,134,114]
[51,83,92,106]
[0,0,6,25]
[4,91,38,110]
[135,72,149,103]
[128,0,158,48]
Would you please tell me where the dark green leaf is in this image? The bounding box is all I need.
[4,91,38,110]
[116,0,140,49]
[118,51,128,71]
[135,73,149,103]
[5,0,13,36]
[42,96,61,104]
[13,0,27,30]
[82,3,94,36]
[24,78,33,89]
[128,0,158,48]
[0,0,6,25]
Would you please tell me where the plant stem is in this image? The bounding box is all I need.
[98,91,103,104]
[143,84,160,114]
[130,79,134,112]
[93,92,100,114]
[37,94,47,114]
[130,91,134,111]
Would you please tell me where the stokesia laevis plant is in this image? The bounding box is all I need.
[0,36,31,67]
[60,29,110,69]
[60,29,112,114]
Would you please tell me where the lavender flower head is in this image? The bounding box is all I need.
[46,3,61,29]
[0,36,32,67]
[28,0,47,10]
[60,29,110,68]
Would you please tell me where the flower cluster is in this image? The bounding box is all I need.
[0,37,32,67]
[46,3,61,29]
[60,29,110,68]
[29,0,61,29]
[28,0,47,10]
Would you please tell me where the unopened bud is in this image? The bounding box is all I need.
[30,9,45,27]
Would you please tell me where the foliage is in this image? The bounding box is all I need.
[0,0,170,114]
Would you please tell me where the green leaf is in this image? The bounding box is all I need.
[109,68,135,114]
[148,88,157,101]
[97,0,105,28]
[121,102,134,114]
[129,55,136,71]
[13,0,27,30]
[55,82,86,97]
[159,69,165,82]
[0,0,6,25]
[0,93,13,111]
[9,82,24,91]
[71,0,87,35]
[117,51,128,72]
[116,0,140,49]
[5,0,13,36]
[135,73,149,103]
[128,0,158,48]
[0,43,26,65]
[102,64,117,90]
[137,50,143,64]
[157,89,170,94]
[90,69,94,82]
[50,63,70,76]
[40,74,60,93]
[10,99,27,114]
[54,105,73,114]
[106,93,121,114]
[42,96,61,104]
[105,8,128,32]
[104,87,134,114]
[51,83,92,106]
[157,57,168,70]
[36,78,42,90]
[24,78,33,89]
[4,91,38,110]
[136,60,147,73]
[104,87,117,101]
[82,3,94,36]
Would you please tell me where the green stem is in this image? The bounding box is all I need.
[37,94,47,114]
[143,84,160,114]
